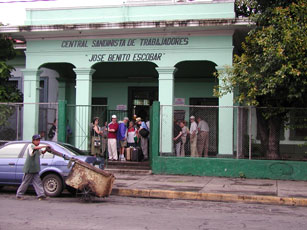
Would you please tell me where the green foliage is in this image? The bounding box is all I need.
[0,36,15,61]
[235,0,300,18]
[0,34,22,127]
[216,1,307,110]
[218,1,306,158]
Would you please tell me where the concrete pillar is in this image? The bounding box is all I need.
[22,68,42,140]
[58,80,66,101]
[58,100,66,143]
[217,66,234,155]
[74,68,95,150]
[156,67,176,155]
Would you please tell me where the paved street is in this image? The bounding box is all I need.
[1,188,307,230]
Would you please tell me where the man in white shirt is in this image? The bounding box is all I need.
[189,116,198,157]
[197,117,209,157]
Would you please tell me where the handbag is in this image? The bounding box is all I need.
[93,127,101,147]
[94,137,101,147]
[139,128,149,138]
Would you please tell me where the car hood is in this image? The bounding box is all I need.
[73,155,96,164]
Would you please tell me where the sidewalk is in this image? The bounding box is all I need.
[110,171,307,206]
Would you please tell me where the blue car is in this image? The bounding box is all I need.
[0,141,96,197]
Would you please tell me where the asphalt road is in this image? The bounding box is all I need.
[0,188,307,230]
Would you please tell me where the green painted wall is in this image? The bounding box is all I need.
[175,81,216,99]
[152,157,307,181]
[25,2,235,25]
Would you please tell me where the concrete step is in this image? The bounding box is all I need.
[105,160,150,170]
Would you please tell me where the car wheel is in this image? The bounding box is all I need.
[42,174,63,197]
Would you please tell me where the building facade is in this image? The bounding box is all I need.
[3,0,244,152]
[2,0,307,180]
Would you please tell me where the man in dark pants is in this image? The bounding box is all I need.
[16,134,49,200]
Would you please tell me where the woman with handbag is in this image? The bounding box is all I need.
[91,117,104,168]
[179,120,189,157]
[136,117,149,161]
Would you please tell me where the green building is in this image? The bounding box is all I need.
[2,0,306,180]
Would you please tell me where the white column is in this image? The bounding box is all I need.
[156,67,176,155]
[22,69,42,140]
[74,68,95,150]
[217,66,234,155]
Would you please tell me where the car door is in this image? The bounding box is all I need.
[0,143,27,184]
[16,144,55,183]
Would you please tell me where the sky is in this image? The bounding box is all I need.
[0,0,124,25]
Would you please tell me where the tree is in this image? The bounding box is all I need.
[216,0,307,159]
[0,33,23,126]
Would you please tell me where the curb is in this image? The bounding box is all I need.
[104,169,152,175]
[111,188,307,207]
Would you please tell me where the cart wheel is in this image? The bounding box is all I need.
[66,185,77,195]
[78,184,95,202]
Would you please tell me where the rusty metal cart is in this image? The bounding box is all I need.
[48,147,115,201]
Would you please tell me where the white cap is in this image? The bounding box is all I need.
[123,117,129,121]
[111,115,117,119]
[190,116,195,119]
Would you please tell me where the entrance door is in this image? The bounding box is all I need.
[128,87,158,120]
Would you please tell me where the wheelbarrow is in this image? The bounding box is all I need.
[47,147,115,201]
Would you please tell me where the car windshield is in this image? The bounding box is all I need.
[57,143,86,156]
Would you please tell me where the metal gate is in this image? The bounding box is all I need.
[0,102,58,144]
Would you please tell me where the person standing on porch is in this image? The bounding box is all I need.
[117,117,129,161]
[90,117,104,169]
[179,120,189,157]
[127,121,137,147]
[136,117,149,161]
[189,116,198,157]
[48,119,57,142]
[197,117,210,157]
[108,115,119,161]
[173,120,182,157]
[101,121,108,157]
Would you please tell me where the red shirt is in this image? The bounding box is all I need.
[108,122,119,139]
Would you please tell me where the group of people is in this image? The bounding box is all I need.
[173,116,210,158]
[90,115,150,166]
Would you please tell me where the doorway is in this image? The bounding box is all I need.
[128,87,158,120]
[92,97,108,126]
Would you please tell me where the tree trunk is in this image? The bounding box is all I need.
[256,109,269,157]
[256,110,282,160]
[267,117,282,159]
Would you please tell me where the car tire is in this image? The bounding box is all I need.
[42,174,63,197]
